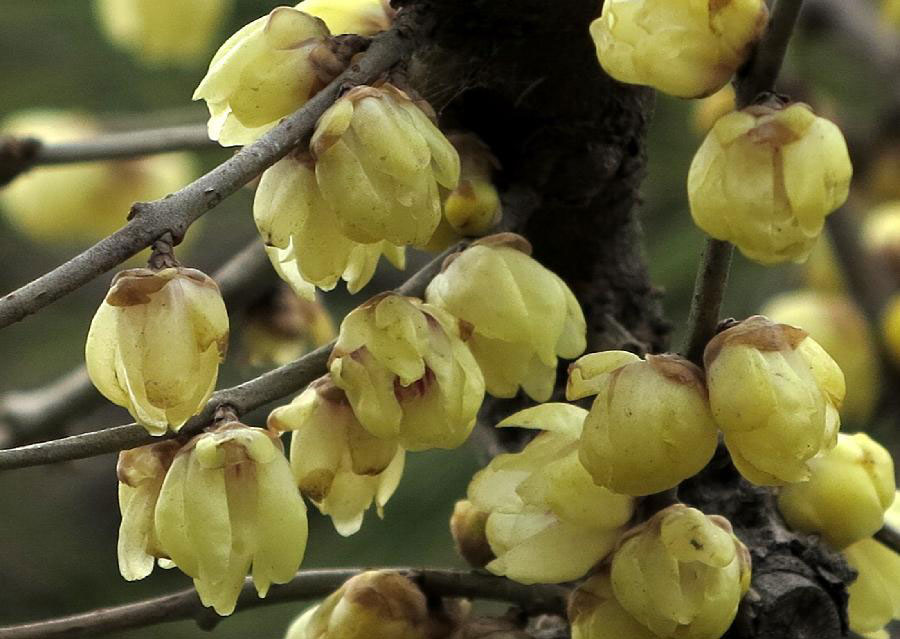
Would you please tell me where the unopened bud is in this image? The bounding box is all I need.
[450,500,494,569]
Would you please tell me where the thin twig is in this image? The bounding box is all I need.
[680,0,805,363]
[0,244,463,471]
[874,524,900,555]
[0,567,569,639]
[0,240,274,448]
[0,17,415,330]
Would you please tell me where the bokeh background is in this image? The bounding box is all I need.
[0,1,898,637]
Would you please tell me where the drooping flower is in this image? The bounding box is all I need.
[194,7,330,146]
[86,267,229,435]
[311,83,460,246]
[328,294,484,451]
[425,234,586,402]
[704,315,845,485]
[610,505,751,639]
[566,351,718,496]
[155,422,308,615]
[590,0,768,98]
[254,153,405,299]
[467,404,634,584]
[688,103,852,265]
[268,378,405,536]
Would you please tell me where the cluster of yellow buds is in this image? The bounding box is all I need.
[426,234,587,401]
[311,84,461,247]
[590,0,769,98]
[193,7,331,146]
[242,287,336,368]
[254,153,406,298]
[93,0,231,66]
[460,404,634,584]
[762,290,878,424]
[0,110,195,245]
[295,0,395,36]
[567,351,718,496]
[704,315,845,485]
[85,266,229,435]
[688,102,853,265]
[117,422,308,615]
[268,378,405,536]
[328,293,484,451]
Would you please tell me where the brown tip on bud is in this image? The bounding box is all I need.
[703,314,808,369]
[646,353,708,398]
[450,500,495,568]
[116,440,181,486]
[472,232,532,255]
[299,468,336,502]
[344,571,428,625]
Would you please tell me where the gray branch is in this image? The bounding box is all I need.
[0,244,462,471]
[0,567,568,639]
[0,18,416,330]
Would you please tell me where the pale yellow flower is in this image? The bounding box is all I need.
[704,315,845,485]
[688,103,852,265]
[155,423,308,615]
[843,535,900,638]
[442,133,502,236]
[568,572,659,639]
[294,0,394,35]
[86,267,229,435]
[268,378,405,536]
[425,234,586,402]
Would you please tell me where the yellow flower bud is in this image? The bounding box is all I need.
[566,351,718,496]
[762,290,878,423]
[590,0,768,98]
[0,110,195,245]
[611,505,751,639]
[688,103,853,265]
[116,440,181,581]
[243,288,336,368]
[294,0,394,35]
[467,403,634,584]
[425,234,587,402]
[311,84,460,246]
[94,0,230,66]
[568,572,659,639]
[268,378,405,536]
[329,294,484,451]
[843,537,900,637]
[285,571,432,639]
[778,433,895,549]
[254,154,405,299]
[704,315,845,485]
[692,85,737,136]
[155,422,308,616]
[450,499,495,569]
[194,7,330,146]
[863,201,900,280]
[443,133,502,236]
[86,267,229,435]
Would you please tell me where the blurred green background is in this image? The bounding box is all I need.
[0,1,896,637]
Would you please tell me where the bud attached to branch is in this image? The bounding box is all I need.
[568,572,658,639]
[116,440,181,581]
[704,315,845,485]
[155,422,308,615]
[688,103,852,265]
[311,83,460,246]
[610,505,751,639]
[294,0,395,36]
[450,499,495,569]
[254,154,405,299]
[268,378,405,536]
[467,404,634,584]
[442,133,502,236]
[329,294,484,451]
[567,351,718,496]
[843,533,900,638]
[590,0,768,98]
[194,7,331,146]
[86,267,229,435]
[778,433,895,549]
[425,234,587,402]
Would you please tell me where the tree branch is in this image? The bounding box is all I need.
[0,240,275,448]
[0,124,216,187]
[0,16,417,330]
[681,0,806,363]
[874,524,900,555]
[0,244,462,471]
[0,568,568,639]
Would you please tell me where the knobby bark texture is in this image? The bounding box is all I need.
[396,2,851,638]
